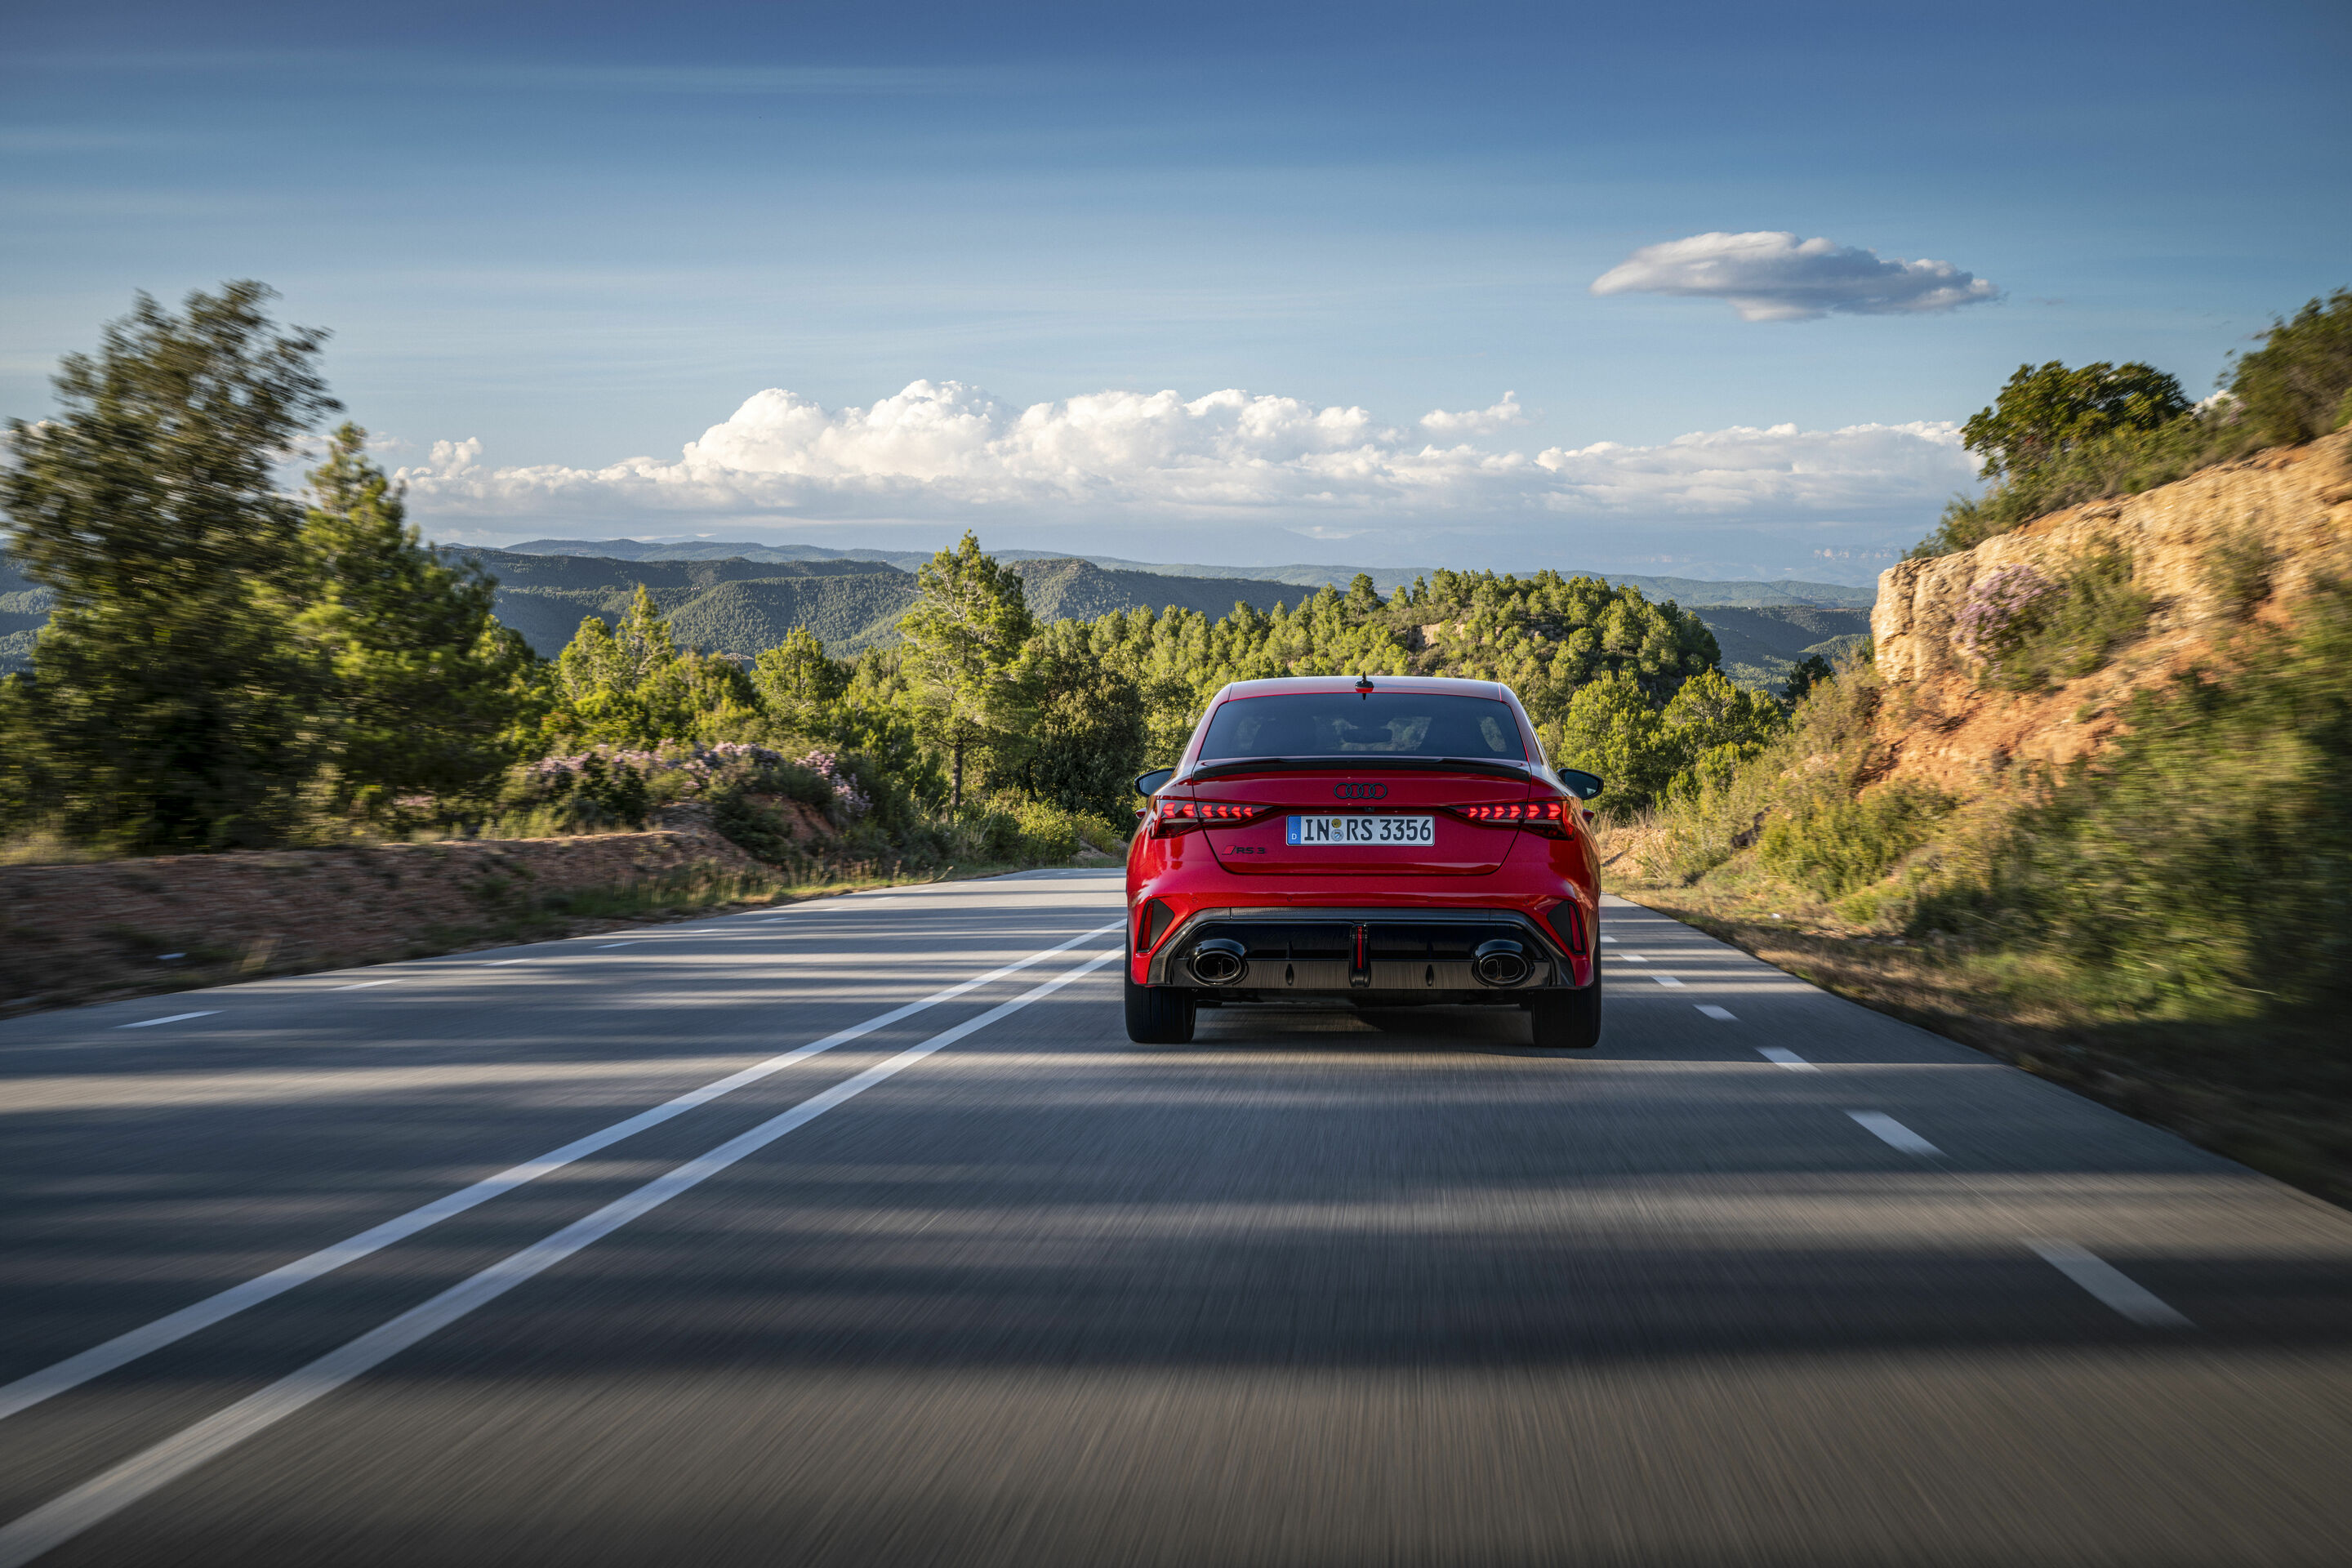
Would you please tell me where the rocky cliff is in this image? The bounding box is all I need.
[1868,430,2352,794]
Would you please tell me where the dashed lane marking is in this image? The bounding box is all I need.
[115,1013,218,1030]
[1848,1110,1941,1156]
[1652,974,1686,988]
[331,982,395,991]
[1756,1046,1815,1071]
[1695,1004,1736,1021]
[2028,1241,2194,1328]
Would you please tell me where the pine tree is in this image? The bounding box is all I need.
[1,283,336,849]
[898,532,1035,810]
[293,424,532,813]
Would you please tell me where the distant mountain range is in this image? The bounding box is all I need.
[0,542,1874,689]
[470,549,1308,659]
[497,538,1877,609]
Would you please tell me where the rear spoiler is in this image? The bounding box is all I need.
[1183,755,1535,786]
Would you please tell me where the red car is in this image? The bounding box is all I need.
[1124,674,1605,1048]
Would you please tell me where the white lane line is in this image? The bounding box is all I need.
[1651,974,1685,988]
[331,981,396,992]
[1615,953,1649,963]
[1695,1004,1736,1021]
[2028,1241,2194,1329]
[115,1013,217,1030]
[482,959,531,966]
[595,942,639,950]
[1848,1110,1941,1156]
[0,920,1122,1427]
[1756,1046,1815,1071]
[0,947,1124,1568]
[1598,935,1617,944]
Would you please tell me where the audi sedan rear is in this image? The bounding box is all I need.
[1124,675,1603,1048]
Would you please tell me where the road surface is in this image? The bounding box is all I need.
[1,869,2346,1566]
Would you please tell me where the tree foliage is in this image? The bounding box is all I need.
[897,532,1036,809]
[2227,287,2352,446]
[2,282,337,848]
[294,425,535,813]
[1961,360,2189,482]
[1918,287,2351,558]
[0,284,536,848]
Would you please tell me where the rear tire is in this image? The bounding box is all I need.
[1125,961,1196,1044]
[1526,969,1601,1050]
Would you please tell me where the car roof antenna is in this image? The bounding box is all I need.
[1354,674,1375,695]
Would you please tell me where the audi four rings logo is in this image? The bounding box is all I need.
[1333,782,1388,800]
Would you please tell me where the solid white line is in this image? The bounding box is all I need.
[2028,1241,2194,1328]
[1756,1046,1815,1071]
[0,947,1124,1568]
[1695,1004,1736,1021]
[116,1012,217,1030]
[331,981,396,991]
[0,920,1121,1428]
[1652,974,1685,988]
[1848,1110,1941,1156]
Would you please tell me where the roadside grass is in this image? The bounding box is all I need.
[1612,880,2352,1210]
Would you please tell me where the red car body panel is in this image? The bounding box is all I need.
[1125,675,1600,993]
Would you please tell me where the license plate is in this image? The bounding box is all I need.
[1285,814,1436,846]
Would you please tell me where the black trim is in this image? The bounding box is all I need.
[1146,905,1582,990]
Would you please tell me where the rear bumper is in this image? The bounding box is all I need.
[1144,905,1584,999]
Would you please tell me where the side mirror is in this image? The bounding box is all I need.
[1558,768,1603,800]
[1134,767,1175,797]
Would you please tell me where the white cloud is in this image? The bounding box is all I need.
[397,380,1974,575]
[1590,231,2000,322]
[1419,392,1530,436]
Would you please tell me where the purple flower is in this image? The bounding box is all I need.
[1954,563,2055,659]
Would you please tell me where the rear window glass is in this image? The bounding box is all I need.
[1198,693,1526,761]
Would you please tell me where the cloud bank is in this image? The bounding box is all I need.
[398,379,1975,577]
[1590,231,2000,322]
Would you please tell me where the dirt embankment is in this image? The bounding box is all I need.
[1869,430,2352,793]
[0,827,770,1017]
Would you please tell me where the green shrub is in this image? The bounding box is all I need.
[2007,549,2150,689]
[1912,580,2352,1012]
[1918,412,2264,556]
[2203,532,2279,621]
[1959,550,2149,693]
[2227,288,2352,446]
[1757,782,1951,901]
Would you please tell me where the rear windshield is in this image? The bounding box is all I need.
[1198,693,1526,761]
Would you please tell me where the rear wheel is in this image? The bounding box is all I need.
[1125,960,1196,1044]
[1526,968,1601,1050]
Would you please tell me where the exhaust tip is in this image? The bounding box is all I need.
[1472,938,1530,987]
[1188,938,1249,987]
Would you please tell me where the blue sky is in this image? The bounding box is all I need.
[4,1,2346,581]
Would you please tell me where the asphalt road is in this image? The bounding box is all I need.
[1,869,2347,1566]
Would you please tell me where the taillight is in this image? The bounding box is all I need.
[1453,799,1572,837]
[1154,799,1263,834]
